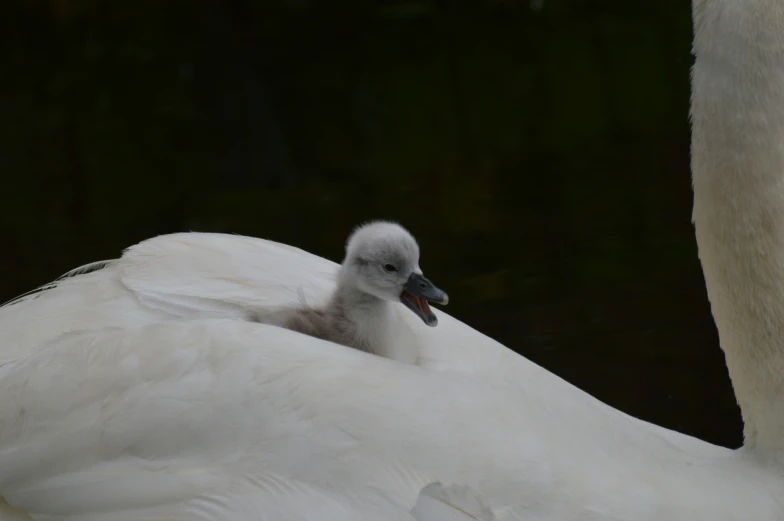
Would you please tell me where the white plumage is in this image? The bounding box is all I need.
[412,483,496,521]
[0,231,782,521]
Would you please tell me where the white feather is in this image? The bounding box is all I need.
[412,483,495,521]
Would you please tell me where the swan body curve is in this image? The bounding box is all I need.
[0,232,782,521]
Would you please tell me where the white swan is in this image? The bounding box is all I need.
[1,1,784,519]
[251,221,448,362]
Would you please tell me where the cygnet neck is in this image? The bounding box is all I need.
[329,268,397,355]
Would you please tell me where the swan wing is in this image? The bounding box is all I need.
[2,316,784,520]
[118,232,339,316]
[0,320,542,521]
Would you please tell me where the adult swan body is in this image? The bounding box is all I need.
[1,1,784,519]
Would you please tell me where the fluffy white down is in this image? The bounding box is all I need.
[0,232,782,521]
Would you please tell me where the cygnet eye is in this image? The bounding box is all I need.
[382,263,398,273]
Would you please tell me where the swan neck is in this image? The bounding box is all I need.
[691,0,784,462]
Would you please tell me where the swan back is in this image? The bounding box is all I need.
[1,318,783,520]
[1,231,784,518]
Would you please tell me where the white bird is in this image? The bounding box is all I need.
[251,221,449,361]
[1,1,784,519]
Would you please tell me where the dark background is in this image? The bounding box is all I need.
[0,1,739,447]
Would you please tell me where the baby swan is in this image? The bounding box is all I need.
[252,221,449,359]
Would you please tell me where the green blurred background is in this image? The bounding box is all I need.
[0,1,738,446]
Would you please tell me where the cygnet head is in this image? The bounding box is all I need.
[341,221,449,327]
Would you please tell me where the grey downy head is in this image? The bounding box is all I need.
[342,221,449,326]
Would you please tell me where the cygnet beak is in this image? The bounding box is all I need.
[400,272,449,327]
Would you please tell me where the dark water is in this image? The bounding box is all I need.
[0,0,741,447]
